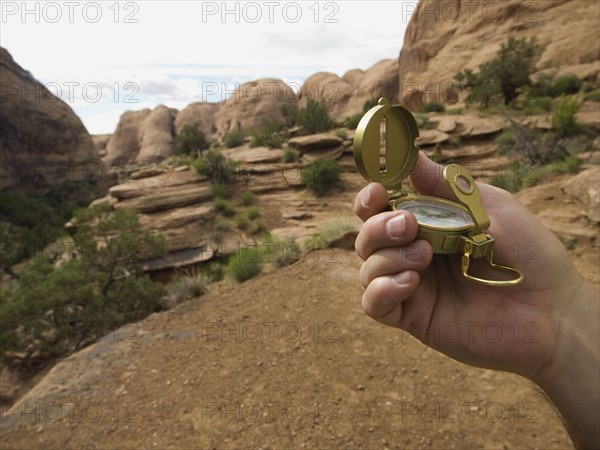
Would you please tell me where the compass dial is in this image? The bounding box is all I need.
[396,198,475,231]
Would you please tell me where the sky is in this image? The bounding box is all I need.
[1,1,418,134]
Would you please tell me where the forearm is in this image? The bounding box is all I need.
[534,277,600,449]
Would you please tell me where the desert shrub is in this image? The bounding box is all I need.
[213,199,236,217]
[193,149,238,184]
[363,97,379,112]
[583,89,600,102]
[552,96,581,136]
[224,129,244,148]
[214,217,231,232]
[246,205,261,220]
[166,271,210,304]
[211,183,229,199]
[0,202,165,367]
[295,100,333,134]
[249,218,267,236]
[303,218,356,252]
[455,36,538,107]
[234,213,248,230]
[335,129,348,139]
[551,75,582,96]
[489,162,539,193]
[541,155,581,176]
[446,107,463,115]
[422,101,446,113]
[523,96,553,115]
[201,261,225,283]
[282,148,300,163]
[240,191,255,206]
[414,113,430,129]
[280,103,297,127]
[495,129,518,154]
[345,114,362,130]
[228,247,262,282]
[301,158,343,197]
[249,120,288,149]
[259,236,301,268]
[175,122,210,156]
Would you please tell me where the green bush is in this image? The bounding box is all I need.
[301,158,343,197]
[583,89,600,102]
[213,198,236,217]
[211,183,229,199]
[541,155,581,176]
[495,129,518,154]
[580,81,596,93]
[246,205,261,220]
[0,203,166,367]
[224,129,244,148]
[249,218,267,236]
[214,217,231,232]
[240,191,255,206]
[552,96,581,136]
[446,107,463,115]
[551,75,582,96]
[193,149,238,184]
[295,100,333,134]
[282,148,300,163]
[489,162,539,193]
[249,120,288,149]
[335,129,348,139]
[345,114,362,130]
[455,36,538,106]
[234,213,248,230]
[175,123,210,156]
[523,96,553,115]
[228,247,262,282]
[280,103,297,127]
[363,98,379,112]
[422,101,446,113]
[414,113,430,129]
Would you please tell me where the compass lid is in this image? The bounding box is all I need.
[353,97,420,191]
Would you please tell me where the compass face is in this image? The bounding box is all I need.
[399,199,474,230]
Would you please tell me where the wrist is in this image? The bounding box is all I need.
[533,276,599,449]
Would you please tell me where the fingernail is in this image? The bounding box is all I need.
[386,214,406,238]
[404,243,425,263]
[393,271,411,286]
[360,185,372,208]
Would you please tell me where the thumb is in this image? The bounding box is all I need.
[409,152,454,199]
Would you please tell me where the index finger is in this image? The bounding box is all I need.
[353,183,389,222]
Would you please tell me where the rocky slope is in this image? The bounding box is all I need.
[0,47,104,188]
[398,0,600,108]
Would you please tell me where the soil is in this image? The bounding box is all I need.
[1,164,597,450]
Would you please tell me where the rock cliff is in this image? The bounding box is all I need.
[398,0,600,107]
[0,47,103,188]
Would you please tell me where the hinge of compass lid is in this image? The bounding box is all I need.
[462,234,494,259]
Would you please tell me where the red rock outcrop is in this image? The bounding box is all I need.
[398,0,600,107]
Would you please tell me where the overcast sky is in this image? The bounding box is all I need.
[1,1,417,134]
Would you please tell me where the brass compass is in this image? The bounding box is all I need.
[353,97,523,286]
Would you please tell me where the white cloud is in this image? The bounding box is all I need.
[1,1,416,134]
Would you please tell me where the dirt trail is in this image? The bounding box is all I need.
[1,248,574,449]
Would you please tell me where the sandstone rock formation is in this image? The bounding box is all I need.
[214,78,297,139]
[103,105,177,167]
[174,102,220,135]
[398,0,600,107]
[298,59,398,122]
[0,47,103,188]
[91,134,111,157]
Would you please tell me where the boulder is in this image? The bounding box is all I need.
[455,115,507,137]
[103,109,151,166]
[92,134,111,156]
[174,102,220,136]
[562,167,600,223]
[415,129,450,146]
[221,145,285,164]
[214,78,297,139]
[137,105,177,163]
[112,184,212,213]
[302,146,344,161]
[288,133,343,153]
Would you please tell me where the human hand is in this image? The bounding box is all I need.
[354,151,587,380]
